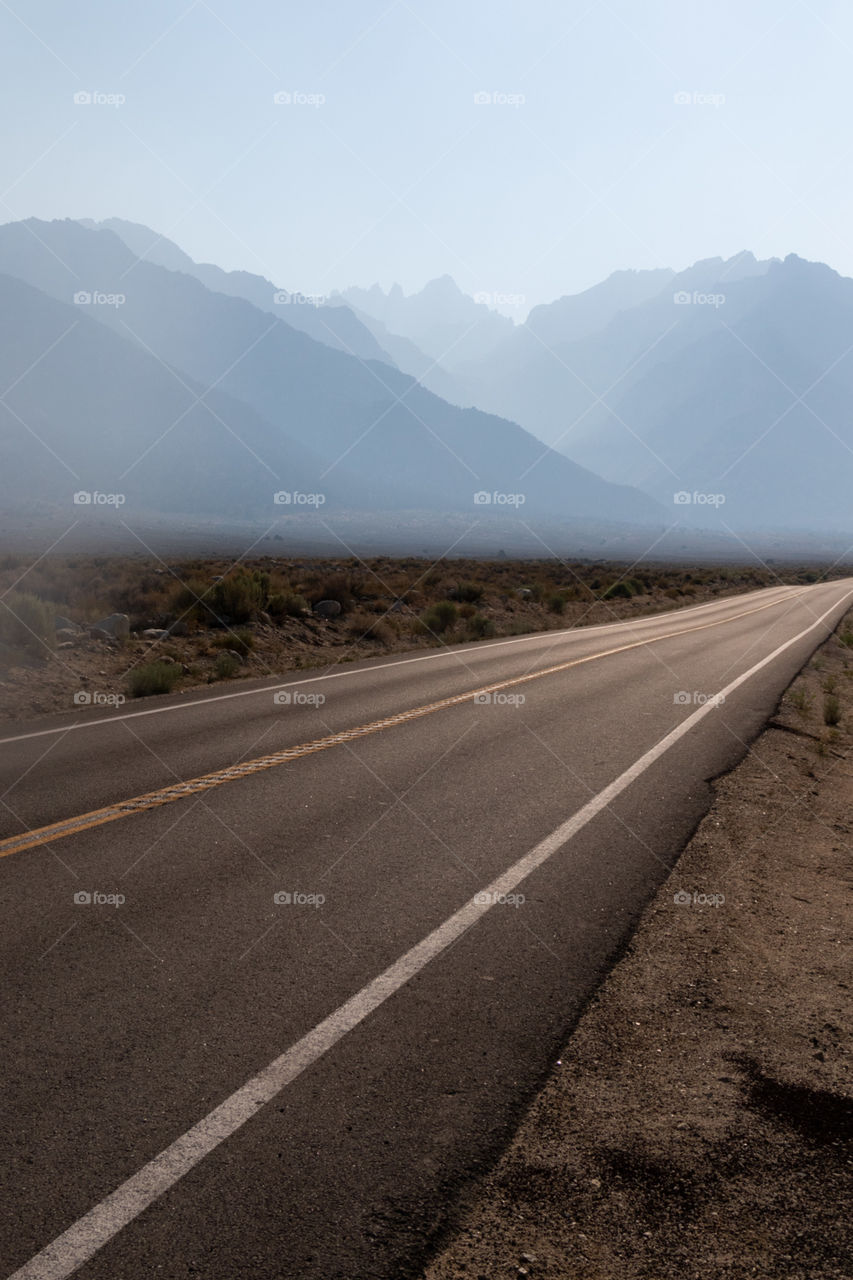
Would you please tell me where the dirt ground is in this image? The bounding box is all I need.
[421,614,853,1280]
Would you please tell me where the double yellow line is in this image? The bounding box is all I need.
[0,590,806,859]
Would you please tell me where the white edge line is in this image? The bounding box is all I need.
[9,584,852,1280]
[0,586,807,746]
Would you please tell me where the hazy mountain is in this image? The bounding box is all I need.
[335,276,514,367]
[0,272,359,519]
[524,268,677,347]
[78,217,394,365]
[334,303,461,402]
[450,254,777,445]
[564,254,853,530]
[0,219,662,528]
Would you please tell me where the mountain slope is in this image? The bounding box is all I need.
[0,219,663,526]
[451,254,776,450]
[78,217,395,365]
[569,255,853,528]
[0,272,359,519]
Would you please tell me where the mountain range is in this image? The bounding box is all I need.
[3,215,852,546]
[448,251,853,530]
[0,218,660,535]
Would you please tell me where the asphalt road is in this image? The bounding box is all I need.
[1,581,851,1280]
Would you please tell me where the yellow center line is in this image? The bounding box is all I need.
[0,589,810,859]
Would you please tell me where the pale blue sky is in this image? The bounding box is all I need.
[2,0,853,312]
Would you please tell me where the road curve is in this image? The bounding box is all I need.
[1,580,851,1280]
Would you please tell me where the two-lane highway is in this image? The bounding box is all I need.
[1,581,851,1279]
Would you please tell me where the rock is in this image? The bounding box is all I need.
[517,588,532,599]
[167,621,188,637]
[142,628,168,639]
[54,615,78,632]
[57,641,74,650]
[313,599,342,619]
[92,613,129,639]
[222,649,244,662]
[55,628,79,643]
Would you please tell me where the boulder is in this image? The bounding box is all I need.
[142,628,168,640]
[92,613,129,639]
[313,599,342,619]
[54,615,78,632]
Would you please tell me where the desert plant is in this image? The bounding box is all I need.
[421,601,458,635]
[602,580,633,600]
[0,591,55,656]
[823,693,841,726]
[789,688,812,714]
[346,614,394,644]
[212,628,254,657]
[447,582,484,603]
[128,661,181,698]
[267,591,309,619]
[468,613,496,639]
[214,651,241,679]
[170,577,215,622]
[209,570,267,623]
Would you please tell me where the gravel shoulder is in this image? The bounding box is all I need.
[421,612,853,1280]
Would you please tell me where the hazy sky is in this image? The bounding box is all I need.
[3,0,853,312]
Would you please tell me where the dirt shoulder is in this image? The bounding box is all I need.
[421,614,853,1280]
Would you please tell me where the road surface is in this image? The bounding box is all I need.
[1,580,851,1279]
